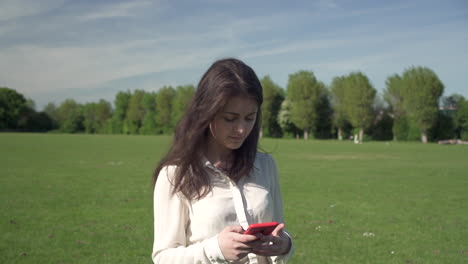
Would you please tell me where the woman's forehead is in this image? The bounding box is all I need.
[222,96,258,114]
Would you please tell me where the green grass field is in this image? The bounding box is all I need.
[1,133,467,263]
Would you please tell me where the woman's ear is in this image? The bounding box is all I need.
[209,122,215,138]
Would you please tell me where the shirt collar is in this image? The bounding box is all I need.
[201,154,260,171]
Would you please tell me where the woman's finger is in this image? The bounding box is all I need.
[234,233,261,243]
[270,223,285,236]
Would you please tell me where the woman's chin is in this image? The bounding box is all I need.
[225,141,243,150]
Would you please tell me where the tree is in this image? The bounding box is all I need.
[111,91,131,134]
[455,99,468,140]
[367,95,393,141]
[83,103,98,133]
[140,91,158,135]
[155,86,176,134]
[125,90,146,134]
[330,76,348,140]
[0,87,27,129]
[56,99,84,133]
[43,103,59,130]
[82,99,112,134]
[429,111,455,141]
[18,109,54,132]
[313,91,333,139]
[401,66,444,143]
[343,72,376,142]
[95,99,113,133]
[171,85,195,128]
[384,74,406,140]
[277,99,301,138]
[287,71,325,139]
[260,76,284,138]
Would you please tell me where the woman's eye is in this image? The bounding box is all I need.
[246,118,255,122]
[224,117,236,122]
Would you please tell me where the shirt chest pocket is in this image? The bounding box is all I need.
[189,186,238,234]
[243,183,274,223]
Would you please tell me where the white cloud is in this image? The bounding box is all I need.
[1,0,467,107]
[0,34,233,96]
[0,0,64,21]
[76,0,155,21]
[0,9,287,96]
[317,0,338,9]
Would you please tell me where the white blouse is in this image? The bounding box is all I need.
[152,152,294,263]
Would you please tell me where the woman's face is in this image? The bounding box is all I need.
[209,96,258,151]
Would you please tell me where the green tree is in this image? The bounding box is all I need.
[367,96,394,141]
[140,92,158,135]
[171,85,195,128]
[330,76,348,140]
[441,94,465,110]
[401,66,444,143]
[26,98,36,111]
[155,86,176,134]
[83,103,98,133]
[384,74,406,140]
[429,111,455,141]
[82,99,112,134]
[56,99,84,133]
[43,103,59,130]
[343,72,376,142]
[0,87,27,129]
[314,91,333,139]
[287,71,325,139]
[111,91,131,134]
[278,99,301,138]
[260,76,284,138]
[27,112,55,131]
[95,99,113,133]
[439,94,464,139]
[125,90,146,134]
[455,99,468,140]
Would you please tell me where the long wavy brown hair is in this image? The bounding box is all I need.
[153,58,263,200]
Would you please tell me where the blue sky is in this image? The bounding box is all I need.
[1,0,467,109]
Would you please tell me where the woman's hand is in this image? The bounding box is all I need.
[251,223,291,256]
[217,225,263,261]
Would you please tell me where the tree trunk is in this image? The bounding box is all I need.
[338,128,343,140]
[421,130,428,144]
[359,128,364,143]
[259,128,263,139]
[304,129,309,140]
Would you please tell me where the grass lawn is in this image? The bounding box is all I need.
[1,133,467,263]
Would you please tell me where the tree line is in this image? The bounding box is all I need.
[1,66,468,143]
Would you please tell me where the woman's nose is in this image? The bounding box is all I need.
[235,121,249,134]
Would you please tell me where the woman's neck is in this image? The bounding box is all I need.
[205,137,233,170]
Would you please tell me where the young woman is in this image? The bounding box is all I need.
[152,58,294,263]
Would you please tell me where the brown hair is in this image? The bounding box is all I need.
[153,58,263,200]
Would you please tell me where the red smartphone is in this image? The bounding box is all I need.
[243,222,279,235]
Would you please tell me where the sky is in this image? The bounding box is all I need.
[1,0,467,110]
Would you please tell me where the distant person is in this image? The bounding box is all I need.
[354,134,359,144]
[151,58,294,263]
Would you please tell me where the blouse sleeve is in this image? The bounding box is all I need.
[267,155,295,264]
[152,166,228,263]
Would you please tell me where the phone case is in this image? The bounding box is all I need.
[243,221,279,235]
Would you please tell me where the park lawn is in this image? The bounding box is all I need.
[0,133,467,263]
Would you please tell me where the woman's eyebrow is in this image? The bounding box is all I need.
[223,111,257,116]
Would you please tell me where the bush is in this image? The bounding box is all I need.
[462,131,468,141]
[392,116,409,141]
[429,112,455,141]
[407,121,421,141]
[368,112,393,141]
